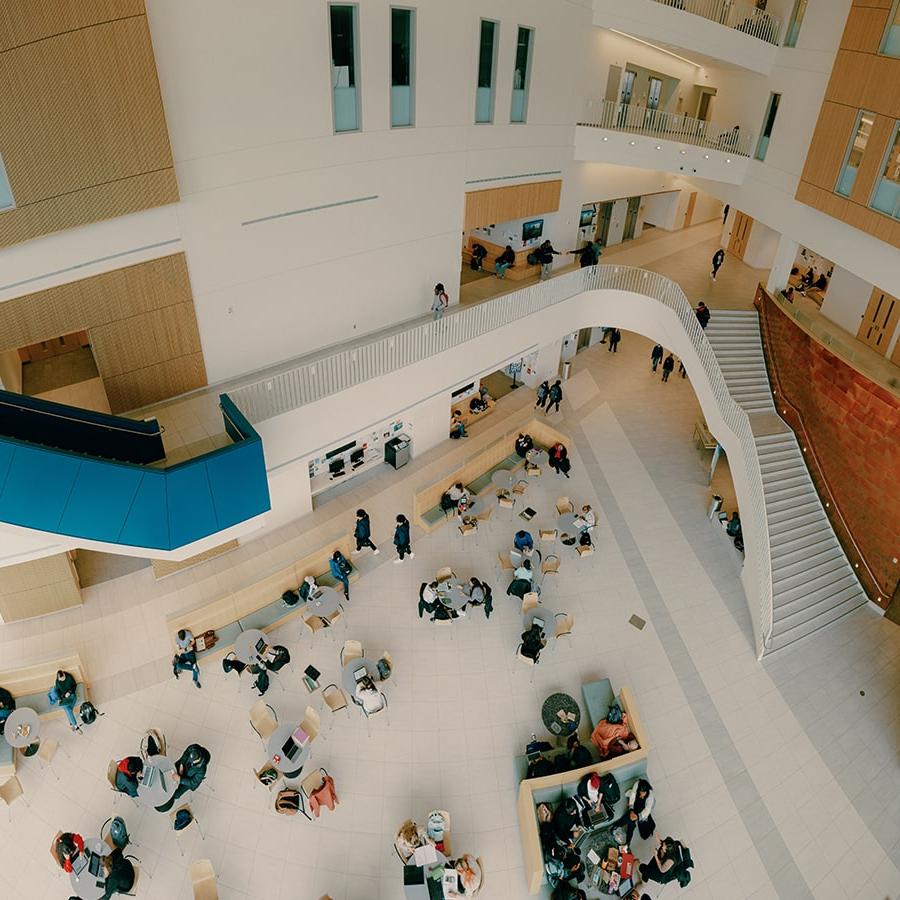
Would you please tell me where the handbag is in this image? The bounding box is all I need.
[606,702,623,724]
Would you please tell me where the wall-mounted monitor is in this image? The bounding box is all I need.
[326,440,356,459]
[579,208,595,228]
[522,219,543,241]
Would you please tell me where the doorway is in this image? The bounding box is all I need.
[595,202,614,246]
[620,70,636,105]
[623,197,641,241]
[605,65,622,103]
[727,211,753,260]
[857,287,899,355]
[696,88,716,122]
[647,77,662,111]
[683,191,697,228]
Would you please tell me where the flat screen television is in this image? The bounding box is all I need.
[579,208,595,228]
[522,219,543,241]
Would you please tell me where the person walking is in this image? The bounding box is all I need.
[710,248,725,281]
[608,328,621,353]
[393,514,414,563]
[650,344,664,372]
[535,380,550,410]
[431,283,449,320]
[678,359,687,379]
[546,380,563,415]
[537,240,560,280]
[353,509,378,554]
[661,353,675,382]
[695,301,711,329]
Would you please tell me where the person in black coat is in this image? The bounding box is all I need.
[353,509,378,554]
[608,328,621,352]
[695,302,711,329]
[661,354,675,383]
[650,344,664,372]
[156,744,211,812]
[520,624,546,662]
[100,848,135,899]
[393,514,413,562]
[515,433,534,458]
[546,381,563,415]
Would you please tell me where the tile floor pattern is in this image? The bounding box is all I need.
[2,335,899,900]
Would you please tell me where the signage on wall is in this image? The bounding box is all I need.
[308,419,407,480]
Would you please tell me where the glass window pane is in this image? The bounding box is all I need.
[836,111,874,197]
[476,20,497,123]
[755,93,781,161]
[870,122,900,218]
[391,8,414,127]
[881,0,900,56]
[0,153,13,211]
[330,5,358,132]
[511,27,533,123]
[785,0,807,48]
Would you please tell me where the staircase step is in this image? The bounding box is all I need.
[767,509,828,536]
[769,593,866,652]
[773,555,851,594]
[766,494,821,517]
[767,499,825,524]
[755,432,798,447]
[773,544,846,578]
[764,483,815,504]
[760,451,804,468]
[775,578,862,620]
[771,529,837,558]
[774,564,857,606]
[764,471,811,490]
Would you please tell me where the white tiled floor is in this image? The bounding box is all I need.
[2,309,900,899]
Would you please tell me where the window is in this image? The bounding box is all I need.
[870,121,900,219]
[755,93,781,161]
[784,0,807,48]
[391,8,415,127]
[329,5,359,133]
[881,0,900,57]
[835,110,874,197]
[0,153,13,211]
[475,20,498,124]
[510,26,533,123]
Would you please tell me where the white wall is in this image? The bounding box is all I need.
[819,266,873,337]
[0,350,22,393]
[743,217,781,269]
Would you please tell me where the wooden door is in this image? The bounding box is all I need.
[683,191,697,228]
[595,202,613,246]
[727,211,753,259]
[857,287,900,355]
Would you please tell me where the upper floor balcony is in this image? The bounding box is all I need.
[593,0,782,76]
[576,99,754,184]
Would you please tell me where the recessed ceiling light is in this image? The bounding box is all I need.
[602,136,609,141]
[609,29,703,67]
[726,158,732,163]
[704,154,710,159]
[655,145,662,150]
[629,140,636,145]
[680,150,687,155]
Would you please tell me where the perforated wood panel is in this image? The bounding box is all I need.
[0,4,177,247]
[464,180,562,231]
[0,552,82,622]
[0,254,207,413]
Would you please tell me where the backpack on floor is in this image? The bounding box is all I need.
[108,816,130,849]
[558,457,571,474]
[173,808,193,831]
[253,668,271,696]
[282,589,300,607]
[275,789,301,815]
[440,492,455,511]
[79,701,101,726]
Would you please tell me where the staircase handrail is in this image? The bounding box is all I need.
[648,0,781,45]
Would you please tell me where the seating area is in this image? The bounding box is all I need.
[414,418,569,533]
[463,236,541,281]
[452,397,496,430]
[515,680,650,894]
[166,537,358,664]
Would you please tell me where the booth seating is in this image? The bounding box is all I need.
[0,652,90,778]
[166,536,358,665]
[463,236,541,281]
[516,681,650,895]
[453,397,496,429]
[414,418,570,533]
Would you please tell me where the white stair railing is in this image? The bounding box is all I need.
[228,266,773,657]
[578,99,755,158]
[650,0,781,45]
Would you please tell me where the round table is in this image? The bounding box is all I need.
[136,754,179,809]
[557,512,578,533]
[541,692,581,737]
[306,586,342,619]
[510,547,542,567]
[459,497,487,519]
[341,657,380,697]
[491,469,514,489]
[68,836,107,900]
[267,722,312,778]
[524,604,556,632]
[2,707,41,749]
[234,628,269,665]
[438,581,469,611]
[527,448,548,467]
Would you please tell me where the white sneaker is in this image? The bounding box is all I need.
[409,552,415,558]
[373,548,380,555]
[394,558,402,564]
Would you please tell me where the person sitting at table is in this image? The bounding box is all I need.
[573,504,595,533]
[172,629,202,690]
[99,847,135,899]
[520,622,546,662]
[550,797,583,846]
[0,685,15,735]
[432,603,460,621]
[156,743,211,812]
[419,581,439,619]
[354,676,385,714]
[446,854,482,896]
[395,819,427,862]
[550,885,587,900]
[514,529,534,552]
[590,712,638,759]
[576,771,605,816]
[329,549,352,599]
[466,577,493,619]
[566,734,593,770]
[114,756,144,797]
[514,558,534,582]
[449,411,468,439]
[515,433,534,458]
[299,574,318,603]
[448,481,469,509]
[49,669,81,732]
[507,575,532,599]
[617,778,656,847]
[53,831,85,872]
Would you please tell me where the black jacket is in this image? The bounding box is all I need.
[354,515,371,540]
[394,521,410,547]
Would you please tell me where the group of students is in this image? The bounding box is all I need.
[114,738,211,812]
[650,344,686,383]
[419,576,493,621]
[395,812,482,896]
[535,380,564,415]
[56,828,135,900]
[0,669,85,736]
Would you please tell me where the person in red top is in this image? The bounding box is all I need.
[54,832,84,872]
[115,756,143,797]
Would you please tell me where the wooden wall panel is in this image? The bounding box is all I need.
[0,254,207,413]
[464,180,562,231]
[851,0,893,10]
[0,0,145,51]
[0,8,177,248]
[826,51,900,116]
[849,115,895,205]
[840,6,891,53]
[796,182,900,248]
[799,103,858,189]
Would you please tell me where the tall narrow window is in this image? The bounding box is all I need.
[0,153,13,211]
[391,8,415,127]
[475,20,498,124]
[784,0,807,48]
[870,121,900,220]
[755,93,781,161]
[835,111,874,197]
[329,5,359,133]
[510,27,533,123]
[881,0,900,57]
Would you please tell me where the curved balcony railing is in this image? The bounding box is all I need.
[228,266,773,656]
[651,0,781,45]
[578,99,756,158]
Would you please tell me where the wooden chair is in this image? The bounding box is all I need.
[340,640,364,666]
[170,804,204,857]
[541,555,560,576]
[300,705,321,742]
[554,613,574,647]
[0,776,27,820]
[249,701,278,743]
[37,738,70,780]
[521,593,540,614]
[513,479,528,495]
[140,728,167,760]
[497,552,514,572]
[394,819,417,863]
[297,766,333,821]
[301,614,326,640]
[190,859,218,900]
[556,497,574,515]
[474,856,485,895]
[577,543,594,557]
[322,684,349,727]
[539,529,558,543]
[432,618,454,641]
[475,504,494,522]
[106,760,132,807]
[380,651,396,683]
[360,692,388,737]
[436,567,454,583]
[497,492,515,509]
[254,763,280,793]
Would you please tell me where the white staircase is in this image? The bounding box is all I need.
[706,310,868,652]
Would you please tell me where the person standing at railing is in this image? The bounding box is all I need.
[567,239,602,268]
[710,248,725,282]
[431,283,449,320]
